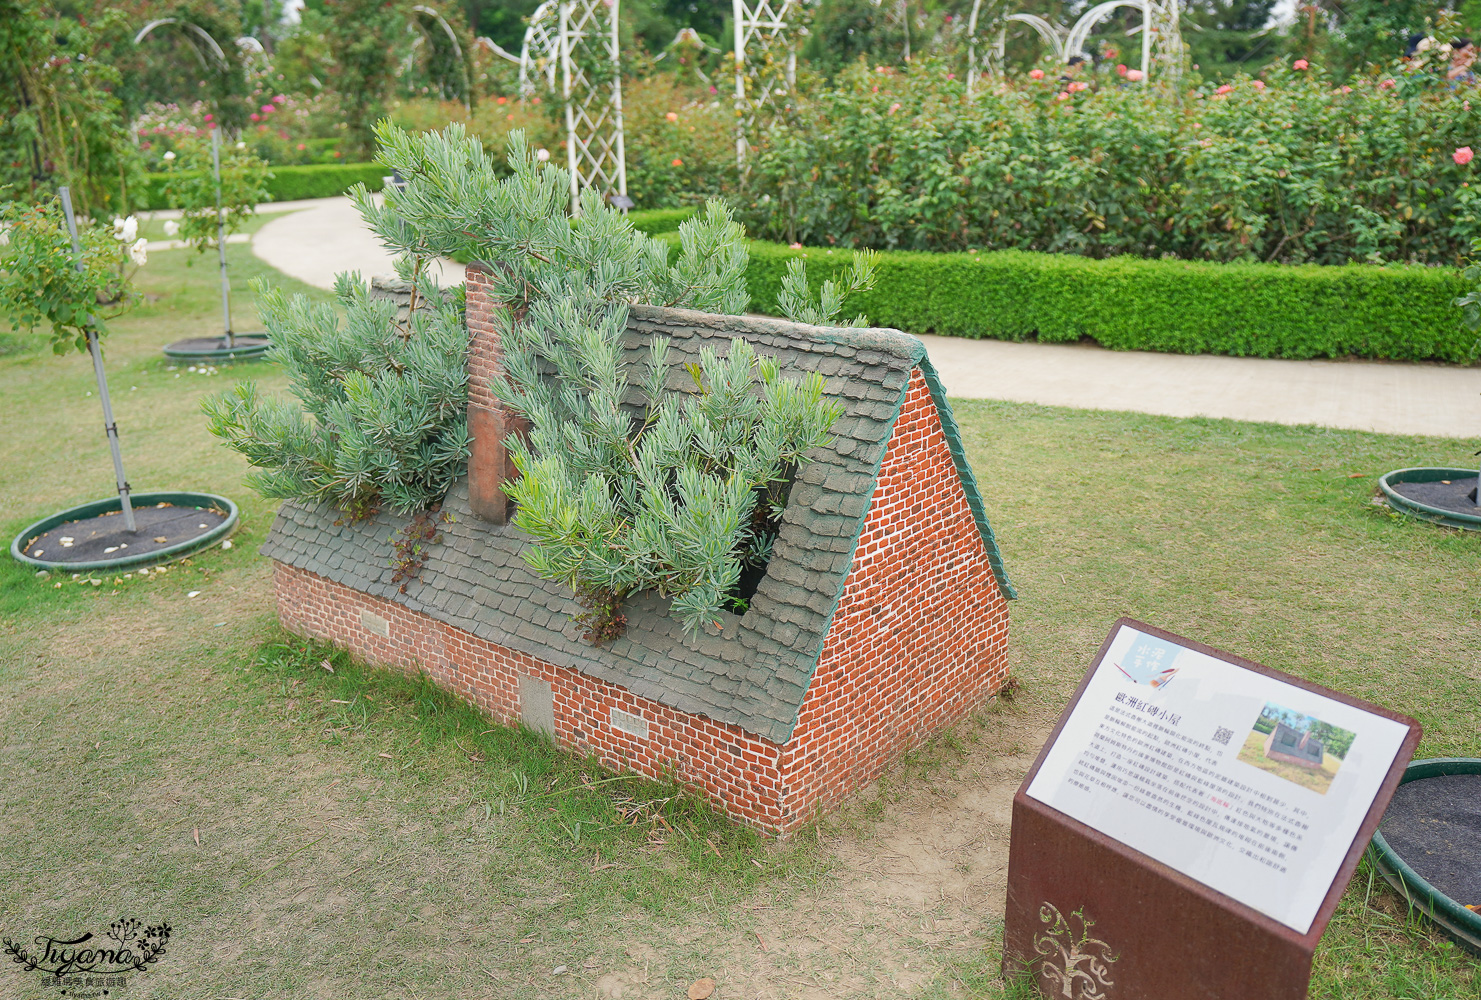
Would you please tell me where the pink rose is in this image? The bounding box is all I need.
[274,95,287,103]
[261,104,274,114]
[250,112,260,121]
[204,113,213,121]
[1455,146,1474,165]
[888,102,901,114]
[1029,68,1045,80]
[672,157,683,166]
[1380,78,1396,89]
[1117,64,1127,76]
[789,242,802,249]
[1252,80,1265,90]
[665,112,678,122]
[947,73,955,80]
[1215,84,1233,95]
[1340,85,1353,93]
[1293,59,1308,70]
[1126,69,1144,82]
[1055,91,1070,101]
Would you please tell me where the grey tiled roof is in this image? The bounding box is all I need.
[261,304,1013,744]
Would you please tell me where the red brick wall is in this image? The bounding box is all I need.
[270,367,1010,834]
[776,370,1011,823]
[273,562,792,831]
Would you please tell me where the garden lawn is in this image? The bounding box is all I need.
[1,244,1478,998]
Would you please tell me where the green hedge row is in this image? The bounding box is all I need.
[652,211,1475,364]
[141,162,388,210]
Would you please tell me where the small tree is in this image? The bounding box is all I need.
[158,127,272,347]
[203,272,472,517]
[0,190,148,527]
[209,121,873,640]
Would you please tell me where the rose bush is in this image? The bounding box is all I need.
[737,59,1481,265]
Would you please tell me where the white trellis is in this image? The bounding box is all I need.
[965,0,1185,94]
[732,0,801,169]
[518,0,627,215]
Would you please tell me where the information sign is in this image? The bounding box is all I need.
[1004,619,1421,1000]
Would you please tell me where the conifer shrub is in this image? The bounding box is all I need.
[207,122,866,639]
[202,273,471,517]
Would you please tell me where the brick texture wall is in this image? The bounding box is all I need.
[464,263,500,411]
[271,367,1009,835]
[778,370,1012,823]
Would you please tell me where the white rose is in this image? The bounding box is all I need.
[129,238,148,266]
[236,141,246,150]
[112,216,126,239]
[119,215,138,242]
[536,148,550,162]
[163,220,180,237]
[162,150,176,161]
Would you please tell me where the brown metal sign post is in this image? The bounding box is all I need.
[1004,618,1421,1000]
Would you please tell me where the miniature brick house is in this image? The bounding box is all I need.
[260,266,1016,835]
[1264,723,1325,770]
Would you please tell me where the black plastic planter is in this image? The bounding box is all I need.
[1378,467,1481,531]
[10,491,239,573]
[1371,757,1481,956]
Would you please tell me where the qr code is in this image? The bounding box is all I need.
[1212,726,1234,746]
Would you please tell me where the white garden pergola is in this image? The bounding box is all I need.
[519,0,628,215]
[965,0,1185,94]
[518,0,804,200]
[731,0,802,168]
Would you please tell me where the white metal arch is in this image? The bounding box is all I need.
[732,0,801,169]
[134,18,229,72]
[1064,1,1152,77]
[966,0,1167,92]
[559,0,627,215]
[409,4,472,112]
[474,36,521,64]
[518,0,561,97]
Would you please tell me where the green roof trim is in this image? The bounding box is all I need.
[917,356,1018,600]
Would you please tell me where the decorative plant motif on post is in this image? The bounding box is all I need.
[1033,902,1118,1000]
[0,190,147,530]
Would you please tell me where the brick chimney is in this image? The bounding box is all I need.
[464,263,522,523]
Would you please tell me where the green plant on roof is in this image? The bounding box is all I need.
[494,298,844,642]
[202,272,471,517]
[203,121,866,639]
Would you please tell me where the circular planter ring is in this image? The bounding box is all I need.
[163,334,271,363]
[10,491,239,573]
[1378,467,1481,531]
[1371,757,1481,956]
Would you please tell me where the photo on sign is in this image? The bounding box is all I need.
[1235,702,1357,795]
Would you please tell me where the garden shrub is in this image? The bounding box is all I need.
[203,274,472,517]
[719,239,1478,363]
[739,59,1481,267]
[210,123,858,639]
[141,161,386,209]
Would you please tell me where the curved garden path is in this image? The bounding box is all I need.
[251,197,1481,439]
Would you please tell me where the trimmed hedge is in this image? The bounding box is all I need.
[656,222,1476,364]
[141,162,387,210]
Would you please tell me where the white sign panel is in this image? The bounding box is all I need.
[1026,624,1410,935]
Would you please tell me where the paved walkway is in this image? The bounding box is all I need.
[245,197,1481,440]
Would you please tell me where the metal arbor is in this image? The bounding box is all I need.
[518,0,627,215]
[965,0,1186,93]
[732,0,801,168]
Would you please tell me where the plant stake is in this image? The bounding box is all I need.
[212,127,235,350]
[58,186,136,533]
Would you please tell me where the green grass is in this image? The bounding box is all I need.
[2,242,1479,997]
